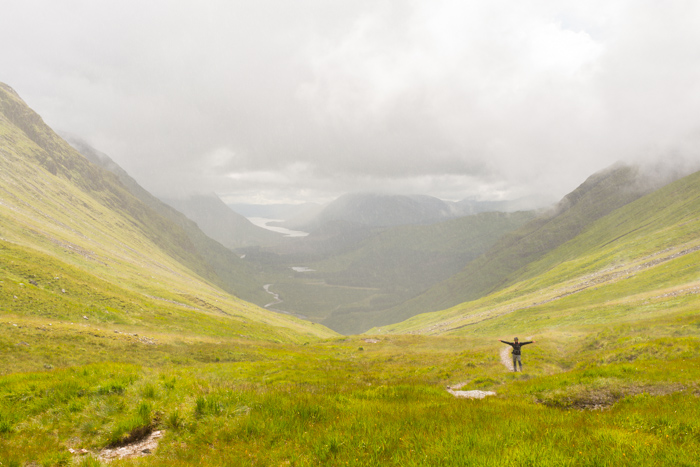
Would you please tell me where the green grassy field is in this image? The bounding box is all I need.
[1,316,699,466]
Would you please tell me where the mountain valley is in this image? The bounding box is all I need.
[1,82,699,465]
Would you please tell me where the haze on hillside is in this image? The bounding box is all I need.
[2,1,700,207]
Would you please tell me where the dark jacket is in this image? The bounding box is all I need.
[500,340,533,355]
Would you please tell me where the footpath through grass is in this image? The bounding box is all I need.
[1,316,699,466]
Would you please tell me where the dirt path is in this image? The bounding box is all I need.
[500,346,514,371]
[78,430,165,462]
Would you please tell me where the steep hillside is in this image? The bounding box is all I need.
[379,163,669,325]
[162,193,282,249]
[62,136,272,304]
[377,168,700,337]
[0,82,334,342]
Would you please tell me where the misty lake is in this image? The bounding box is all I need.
[247,217,309,237]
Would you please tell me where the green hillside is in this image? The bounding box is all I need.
[0,82,334,344]
[63,136,274,305]
[161,193,282,250]
[376,168,700,337]
[381,163,666,324]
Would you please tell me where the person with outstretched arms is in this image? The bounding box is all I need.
[499,337,534,372]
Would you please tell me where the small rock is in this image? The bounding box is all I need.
[83,316,89,320]
[62,289,66,293]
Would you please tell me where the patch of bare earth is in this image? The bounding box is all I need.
[446,382,496,399]
[539,384,690,411]
[98,430,164,462]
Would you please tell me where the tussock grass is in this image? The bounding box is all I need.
[1,322,699,465]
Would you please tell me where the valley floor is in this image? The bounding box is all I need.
[1,312,699,466]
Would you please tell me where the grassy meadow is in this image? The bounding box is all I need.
[1,309,699,466]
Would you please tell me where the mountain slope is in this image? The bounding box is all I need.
[377,167,700,336]
[0,82,334,342]
[162,193,282,249]
[379,163,668,325]
[61,135,273,304]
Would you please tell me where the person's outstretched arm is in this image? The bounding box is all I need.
[520,341,534,346]
[499,340,513,345]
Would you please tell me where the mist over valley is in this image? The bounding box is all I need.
[2,1,700,463]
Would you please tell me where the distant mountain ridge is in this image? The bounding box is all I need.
[282,191,554,233]
[227,202,322,221]
[162,194,282,249]
[284,193,452,231]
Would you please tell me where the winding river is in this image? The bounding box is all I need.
[262,284,307,320]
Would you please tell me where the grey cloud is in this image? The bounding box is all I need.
[2,0,699,205]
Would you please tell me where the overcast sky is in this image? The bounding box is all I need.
[2,1,700,205]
